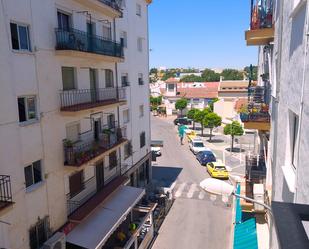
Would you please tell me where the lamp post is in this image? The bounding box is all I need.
[199,178,272,212]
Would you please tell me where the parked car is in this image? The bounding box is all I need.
[186,130,197,142]
[196,151,216,166]
[173,117,192,126]
[151,146,162,156]
[189,139,209,154]
[206,161,229,179]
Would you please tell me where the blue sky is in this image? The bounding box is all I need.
[148,0,258,69]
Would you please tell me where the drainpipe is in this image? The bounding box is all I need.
[113,17,122,174]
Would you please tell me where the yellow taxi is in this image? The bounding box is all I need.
[206,161,229,179]
[186,130,197,141]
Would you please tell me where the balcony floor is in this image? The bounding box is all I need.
[61,99,126,112]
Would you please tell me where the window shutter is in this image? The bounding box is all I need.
[69,171,84,197]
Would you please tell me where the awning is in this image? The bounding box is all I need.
[66,185,145,249]
[151,140,164,147]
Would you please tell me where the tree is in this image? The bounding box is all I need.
[175,98,188,116]
[194,108,210,136]
[201,69,220,82]
[208,98,219,112]
[223,121,244,152]
[180,75,204,82]
[150,68,158,75]
[221,69,244,80]
[244,65,258,81]
[187,108,199,130]
[203,112,222,141]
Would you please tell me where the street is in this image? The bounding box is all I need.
[150,116,252,249]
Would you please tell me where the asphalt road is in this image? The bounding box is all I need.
[151,116,234,249]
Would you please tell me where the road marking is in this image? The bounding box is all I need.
[174,182,186,198]
[187,183,198,198]
[198,191,205,200]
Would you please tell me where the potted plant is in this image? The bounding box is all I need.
[239,105,249,122]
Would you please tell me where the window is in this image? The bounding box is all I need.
[139,105,144,117]
[291,113,299,168]
[18,96,37,123]
[24,160,42,188]
[124,141,132,159]
[138,73,144,85]
[66,123,80,143]
[10,22,30,51]
[105,69,114,88]
[29,217,49,249]
[109,151,118,169]
[69,171,84,198]
[136,3,142,16]
[103,24,112,40]
[121,73,129,87]
[57,11,71,31]
[123,109,130,123]
[62,67,76,90]
[140,132,146,148]
[167,84,175,91]
[120,31,127,48]
[137,37,143,52]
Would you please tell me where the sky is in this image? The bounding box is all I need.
[148,0,258,70]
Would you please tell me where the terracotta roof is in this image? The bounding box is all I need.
[165,78,180,83]
[177,88,218,99]
[235,99,248,112]
[219,81,249,91]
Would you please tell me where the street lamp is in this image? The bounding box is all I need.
[199,178,272,212]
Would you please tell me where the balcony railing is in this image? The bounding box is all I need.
[67,161,121,215]
[60,87,126,111]
[99,0,123,12]
[55,28,124,58]
[64,124,127,167]
[0,175,13,210]
[245,154,266,182]
[250,0,273,30]
[245,0,274,45]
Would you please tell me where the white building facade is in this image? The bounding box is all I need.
[0,0,152,248]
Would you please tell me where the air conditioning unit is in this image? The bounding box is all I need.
[253,184,265,212]
[42,232,66,249]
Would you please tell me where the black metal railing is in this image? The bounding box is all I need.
[67,162,121,215]
[0,175,13,205]
[245,154,266,181]
[60,87,126,111]
[250,0,273,30]
[98,0,123,12]
[64,123,126,166]
[55,28,124,58]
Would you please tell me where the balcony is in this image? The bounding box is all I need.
[73,0,123,18]
[60,87,126,112]
[64,124,127,167]
[67,163,123,216]
[0,175,13,214]
[55,28,124,62]
[245,0,274,46]
[239,86,270,131]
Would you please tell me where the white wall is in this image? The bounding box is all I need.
[0,0,151,248]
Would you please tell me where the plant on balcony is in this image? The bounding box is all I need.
[239,104,249,122]
[64,139,74,147]
[103,128,112,134]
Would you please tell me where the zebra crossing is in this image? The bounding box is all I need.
[172,181,232,205]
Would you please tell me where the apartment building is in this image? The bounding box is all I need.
[0,0,153,249]
[242,0,309,249]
